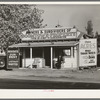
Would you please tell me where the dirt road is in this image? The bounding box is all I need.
[0,68,100,83]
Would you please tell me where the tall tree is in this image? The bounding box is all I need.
[85,20,93,36]
[95,31,99,38]
[0,4,44,50]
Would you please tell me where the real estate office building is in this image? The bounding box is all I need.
[8,27,97,69]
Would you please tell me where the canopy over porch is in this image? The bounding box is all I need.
[9,41,79,48]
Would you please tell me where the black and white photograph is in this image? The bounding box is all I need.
[0,1,100,91]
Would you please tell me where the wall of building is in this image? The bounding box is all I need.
[61,46,78,69]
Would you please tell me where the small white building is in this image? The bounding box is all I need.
[9,27,97,69]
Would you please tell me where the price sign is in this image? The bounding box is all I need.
[7,48,19,68]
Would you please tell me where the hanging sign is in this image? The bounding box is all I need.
[79,39,97,67]
[7,48,19,68]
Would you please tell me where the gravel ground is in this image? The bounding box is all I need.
[0,67,100,83]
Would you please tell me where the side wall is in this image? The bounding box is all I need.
[61,46,78,69]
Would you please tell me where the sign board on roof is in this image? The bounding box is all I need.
[20,28,80,41]
[79,39,97,67]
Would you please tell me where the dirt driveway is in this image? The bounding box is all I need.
[0,68,100,83]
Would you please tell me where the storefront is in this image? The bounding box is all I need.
[9,27,97,69]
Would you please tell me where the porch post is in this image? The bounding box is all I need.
[71,46,73,68]
[23,48,25,68]
[71,47,73,58]
[30,47,32,59]
[30,47,32,67]
[50,46,53,69]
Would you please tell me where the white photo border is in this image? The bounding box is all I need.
[0,1,100,99]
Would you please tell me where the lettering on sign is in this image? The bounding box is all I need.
[79,39,97,67]
[21,28,78,40]
[7,48,19,68]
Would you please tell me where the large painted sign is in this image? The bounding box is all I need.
[7,48,19,68]
[20,28,78,41]
[79,39,97,67]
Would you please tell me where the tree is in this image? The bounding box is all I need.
[95,31,99,38]
[0,4,44,50]
[85,20,93,36]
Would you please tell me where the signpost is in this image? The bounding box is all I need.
[7,48,19,68]
[79,39,97,67]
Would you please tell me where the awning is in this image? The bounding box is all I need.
[9,41,79,48]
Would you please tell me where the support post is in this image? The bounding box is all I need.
[30,47,32,68]
[71,47,73,69]
[23,48,25,68]
[50,47,53,69]
[30,47,32,59]
[71,47,73,58]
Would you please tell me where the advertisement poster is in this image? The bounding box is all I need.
[79,39,97,67]
[7,48,19,68]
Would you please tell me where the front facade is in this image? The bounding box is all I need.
[8,27,97,69]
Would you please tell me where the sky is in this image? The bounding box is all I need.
[37,4,100,34]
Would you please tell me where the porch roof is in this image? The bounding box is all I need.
[9,41,79,48]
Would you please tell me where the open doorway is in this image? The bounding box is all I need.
[44,47,50,67]
[54,47,71,69]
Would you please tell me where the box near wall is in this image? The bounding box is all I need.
[32,58,45,68]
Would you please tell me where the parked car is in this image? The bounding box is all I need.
[0,56,5,68]
[0,48,6,69]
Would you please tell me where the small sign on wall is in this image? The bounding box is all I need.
[79,39,97,67]
[7,48,19,68]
